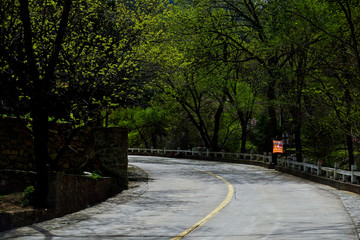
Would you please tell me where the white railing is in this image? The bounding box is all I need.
[128,148,359,185]
[277,158,359,184]
[128,148,272,162]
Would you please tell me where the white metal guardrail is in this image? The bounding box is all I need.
[128,148,272,162]
[277,158,359,184]
[128,148,359,184]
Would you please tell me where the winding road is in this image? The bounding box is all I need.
[1,155,359,239]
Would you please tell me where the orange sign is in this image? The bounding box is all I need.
[273,140,284,154]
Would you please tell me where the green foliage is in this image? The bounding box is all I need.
[110,106,169,148]
[2,0,360,164]
[0,0,166,121]
[21,185,35,207]
[0,0,168,207]
[89,170,103,181]
[137,0,360,162]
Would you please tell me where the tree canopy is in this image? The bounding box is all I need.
[0,0,166,207]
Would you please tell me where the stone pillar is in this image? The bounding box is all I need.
[94,128,128,190]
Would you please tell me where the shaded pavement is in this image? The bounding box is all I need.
[1,156,360,239]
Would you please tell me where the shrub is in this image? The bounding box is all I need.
[89,170,103,181]
[21,185,35,207]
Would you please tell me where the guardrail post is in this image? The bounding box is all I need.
[351,165,358,184]
[325,169,330,178]
[317,161,321,176]
[303,159,307,173]
[334,162,339,180]
[207,149,209,157]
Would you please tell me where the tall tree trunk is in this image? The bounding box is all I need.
[346,132,355,168]
[151,133,157,149]
[240,118,248,153]
[294,57,305,162]
[211,97,225,151]
[267,57,279,153]
[294,121,303,162]
[267,82,278,152]
[138,130,149,148]
[238,110,250,153]
[345,88,354,168]
[181,103,211,149]
[291,93,303,162]
[32,99,50,208]
[19,0,72,208]
[20,0,50,208]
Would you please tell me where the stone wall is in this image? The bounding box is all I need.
[0,170,36,195]
[0,170,114,231]
[48,123,95,172]
[0,208,55,232]
[49,172,114,215]
[94,128,128,189]
[0,118,34,171]
[0,116,128,196]
[0,117,96,172]
[0,117,128,182]
[0,170,114,211]
[0,117,128,231]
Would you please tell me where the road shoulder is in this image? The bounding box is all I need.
[0,164,149,238]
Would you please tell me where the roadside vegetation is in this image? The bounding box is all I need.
[0,186,35,212]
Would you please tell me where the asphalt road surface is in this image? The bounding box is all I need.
[1,155,359,239]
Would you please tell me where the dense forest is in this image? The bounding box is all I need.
[110,0,360,170]
[1,0,360,204]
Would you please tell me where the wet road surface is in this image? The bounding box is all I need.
[0,155,359,239]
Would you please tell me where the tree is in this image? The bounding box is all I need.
[0,0,74,208]
[206,0,284,153]
[0,0,165,207]
[137,0,241,151]
[110,106,169,148]
[256,0,324,162]
[286,0,360,167]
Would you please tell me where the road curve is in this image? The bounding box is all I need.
[1,155,358,239]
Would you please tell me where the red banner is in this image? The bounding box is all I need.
[273,140,284,154]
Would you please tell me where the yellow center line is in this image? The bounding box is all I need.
[171,171,235,240]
